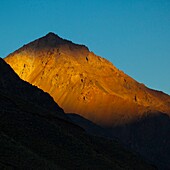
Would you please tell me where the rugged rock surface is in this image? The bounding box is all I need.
[5,32,170,126]
[0,58,156,169]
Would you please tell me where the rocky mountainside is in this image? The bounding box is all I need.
[4,32,170,170]
[0,58,156,169]
[5,32,170,126]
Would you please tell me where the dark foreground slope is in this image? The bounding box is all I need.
[0,58,155,169]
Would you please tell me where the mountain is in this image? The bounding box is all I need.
[0,58,156,169]
[4,32,170,169]
[5,32,170,127]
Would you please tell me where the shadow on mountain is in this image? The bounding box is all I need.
[69,112,170,170]
[109,112,170,170]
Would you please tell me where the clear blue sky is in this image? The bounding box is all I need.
[0,0,170,94]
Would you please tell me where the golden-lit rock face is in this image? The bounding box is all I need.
[5,33,170,126]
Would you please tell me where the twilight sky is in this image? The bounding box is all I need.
[0,0,170,94]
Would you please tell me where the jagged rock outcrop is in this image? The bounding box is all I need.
[5,32,170,126]
[0,58,156,169]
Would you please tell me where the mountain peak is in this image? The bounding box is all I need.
[46,32,57,37]
[43,32,64,43]
[36,32,88,50]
